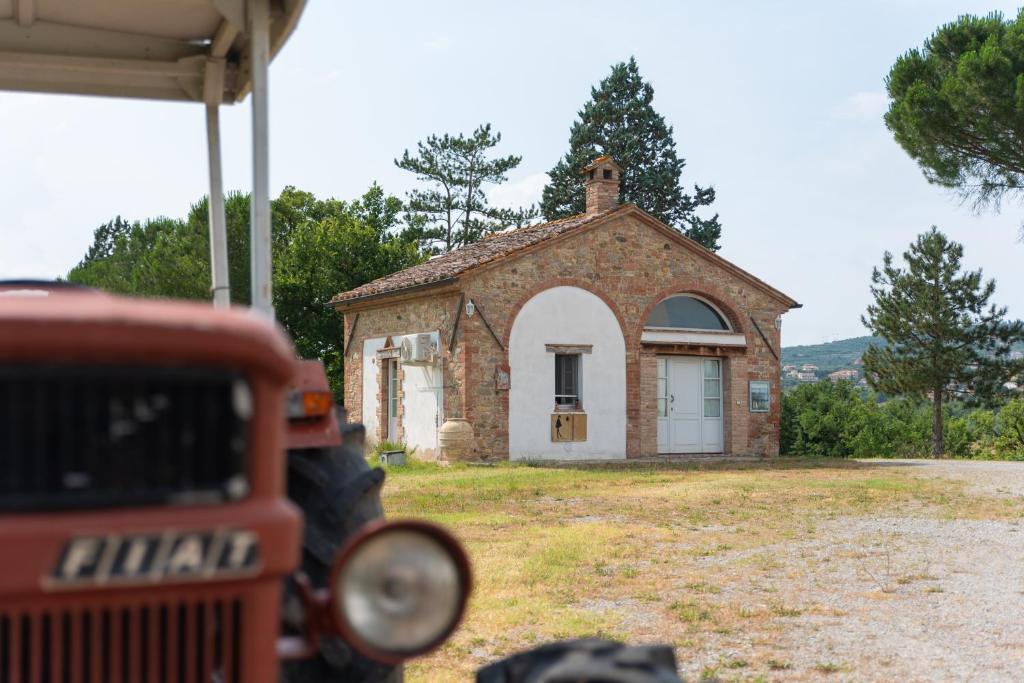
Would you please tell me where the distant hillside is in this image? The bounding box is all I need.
[782,335,881,376]
[780,335,1024,388]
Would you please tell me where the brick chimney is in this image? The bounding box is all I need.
[582,155,622,215]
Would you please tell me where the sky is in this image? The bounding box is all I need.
[2,0,1022,346]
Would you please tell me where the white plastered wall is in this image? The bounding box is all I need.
[360,332,442,456]
[509,286,626,460]
[397,331,442,460]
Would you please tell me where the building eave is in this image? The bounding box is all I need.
[328,277,459,311]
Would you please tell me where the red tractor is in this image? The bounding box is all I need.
[0,280,469,681]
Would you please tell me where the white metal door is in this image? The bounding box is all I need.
[656,357,723,454]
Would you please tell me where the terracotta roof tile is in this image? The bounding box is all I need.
[330,209,615,304]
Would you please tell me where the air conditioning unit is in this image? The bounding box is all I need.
[400,333,437,365]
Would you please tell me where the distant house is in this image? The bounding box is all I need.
[828,369,859,383]
[797,371,818,383]
[800,363,818,373]
[331,156,800,461]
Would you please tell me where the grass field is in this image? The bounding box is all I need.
[376,458,1024,681]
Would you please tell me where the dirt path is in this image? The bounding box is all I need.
[679,460,1024,682]
[869,458,1024,499]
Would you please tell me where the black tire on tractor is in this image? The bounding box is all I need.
[280,440,403,683]
[475,638,683,683]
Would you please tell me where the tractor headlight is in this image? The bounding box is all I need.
[330,520,471,663]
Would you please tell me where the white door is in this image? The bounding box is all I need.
[656,357,723,454]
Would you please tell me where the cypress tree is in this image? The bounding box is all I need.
[861,227,1024,456]
[541,57,721,250]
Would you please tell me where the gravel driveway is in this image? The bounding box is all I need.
[876,458,1024,498]
[678,460,1024,682]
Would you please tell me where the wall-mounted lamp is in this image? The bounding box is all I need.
[774,315,782,330]
[465,299,476,317]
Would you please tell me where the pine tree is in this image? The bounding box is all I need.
[541,57,721,250]
[885,11,1024,222]
[396,124,538,253]
[861,227,1024,456]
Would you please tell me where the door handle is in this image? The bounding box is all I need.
[670,394,675,403]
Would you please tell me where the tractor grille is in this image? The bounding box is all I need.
[0,597,244,683]
[0,364,250,511]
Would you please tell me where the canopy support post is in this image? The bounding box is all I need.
[205,103,231,308]
[248,0,273,317]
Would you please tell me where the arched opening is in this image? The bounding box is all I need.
[645,295,731,331]
[508,286,626,460]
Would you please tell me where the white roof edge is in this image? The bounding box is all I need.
[0,0,307,104]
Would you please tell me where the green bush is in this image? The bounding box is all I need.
[780,381,1023,458]
[994,398,1024,459]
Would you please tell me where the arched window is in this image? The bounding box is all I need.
[645,295,730,331]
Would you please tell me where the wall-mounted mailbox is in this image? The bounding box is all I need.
[551,412,587,442]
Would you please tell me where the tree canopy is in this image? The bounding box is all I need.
[67,184,424,397]
[541,57,721,250]
[395,124,537,253]
[861,227,1024,456]
[885,10,1024,217]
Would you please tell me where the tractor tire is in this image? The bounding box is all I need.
[475,638,683,683]
[280,440,402,683]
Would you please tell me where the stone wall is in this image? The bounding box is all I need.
[342,291,465,445]
[458,210,790,459]
[340,207,792,459]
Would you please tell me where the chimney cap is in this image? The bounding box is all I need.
[582,155,622,174]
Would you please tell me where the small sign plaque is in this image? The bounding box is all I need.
[495,365,510,391]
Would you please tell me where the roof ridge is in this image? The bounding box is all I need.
[329,204,800,309]
[330,210,605,304]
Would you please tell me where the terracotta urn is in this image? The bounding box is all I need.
[438,418,476,462]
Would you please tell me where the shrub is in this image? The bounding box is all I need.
[780,381,865,456]
[995,398,1024,458]
[781,381,1024,458]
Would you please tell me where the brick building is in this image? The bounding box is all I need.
[330,156,800,460]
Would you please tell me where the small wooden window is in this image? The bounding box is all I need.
[555,353,580,409]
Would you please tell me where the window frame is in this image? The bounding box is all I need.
[644,294,732,333]
[703,359,722,418]
[656,358,669,418]
[554,353,582,410]
[749,380,770,413]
